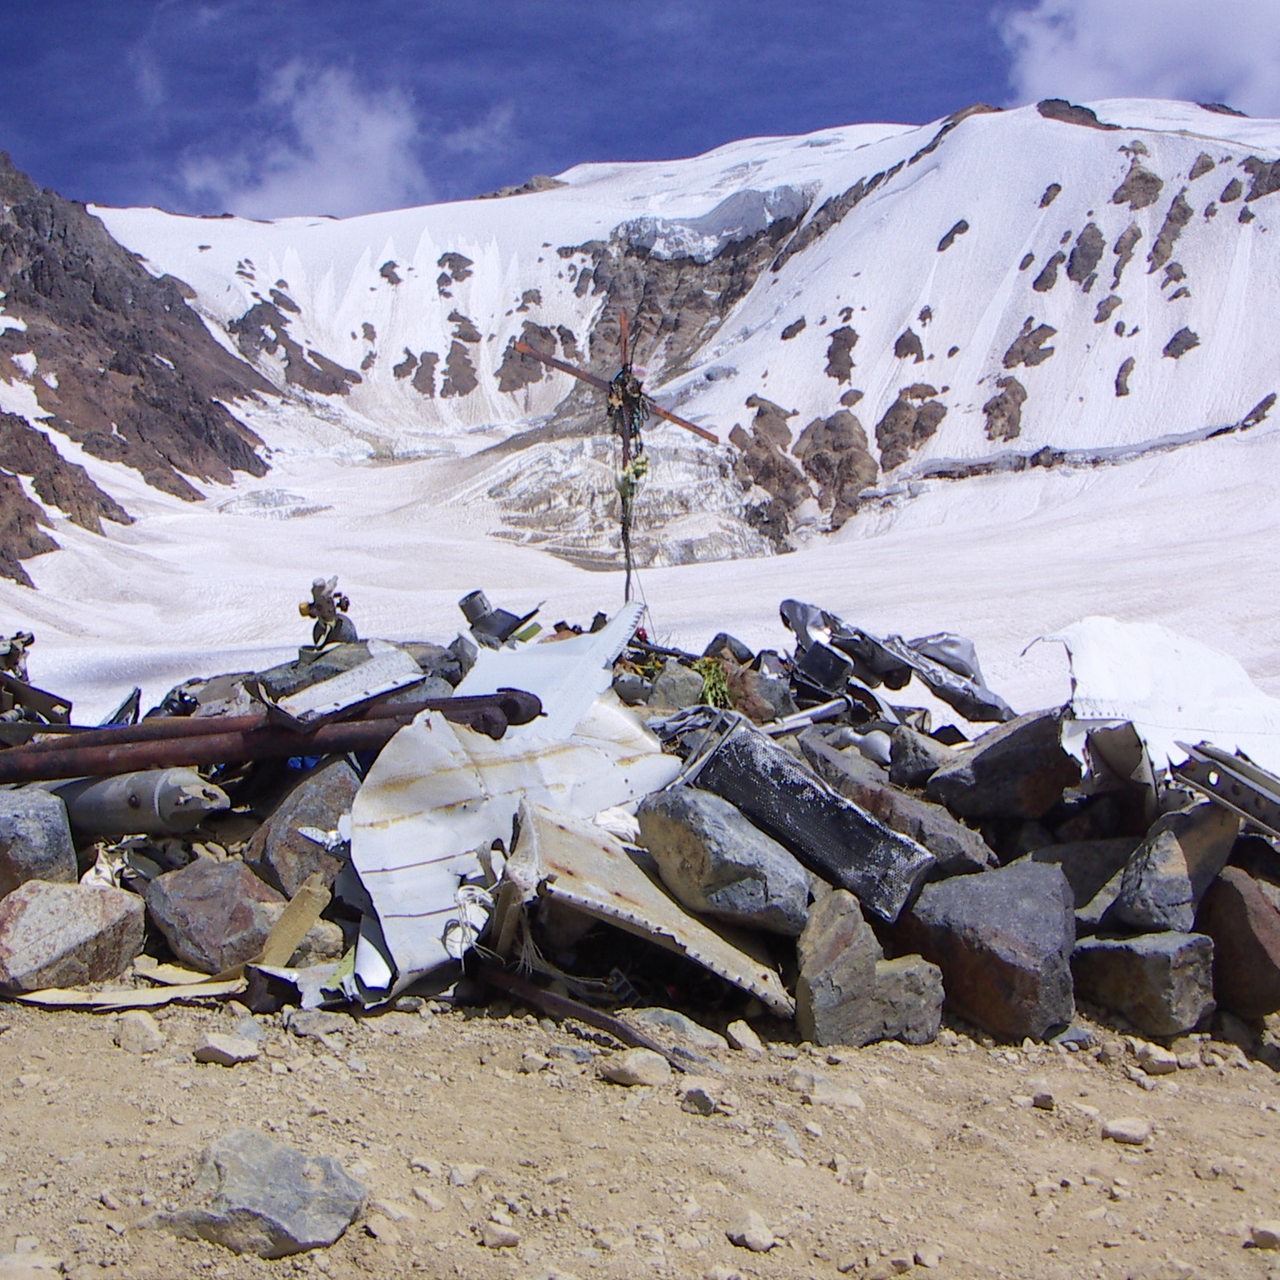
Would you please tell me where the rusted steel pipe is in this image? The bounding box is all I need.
[0,691,542,784]
[6,689,542,753]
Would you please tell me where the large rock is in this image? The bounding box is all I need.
[888,725,956,789]
[801,728,996,876]
[146,858,285,974]
[1016,839,1138,908]
[796,889,943,1046]
[149,1128,365,1258]
[1071,931,1215,1036]
[1112,802,1239,932]
[646,659,707,711]
[0,789,77,896]
[897,861,1076,1040]
[637,785,810,936]
[0,880,144,990]
[925,710,1081,821]
[245,758,359,898]
[1197,866,1280,1018]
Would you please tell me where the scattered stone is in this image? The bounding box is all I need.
[146,857,285,974]
[631,1006,729,1054]
[600,1047,671,1087]
[1135,1041,1179,1076]
[1197,866,1280,1018]
[115,1009,166,1054]
[795,889,879,1045]
[915,1244,944,1268]
[412,1186,445,1212]
[1249,1221,1280,1250]
[148,1128,365,1257]
[726,1209,775,1252]
[244,758,359,897]
[1017,838,1139,910]
[637,785,811,936]
[898,861,1076,1040]
[646,659,707,711]
[0,1252,63,1278]
[194,1032,262,1066]
[925,710,1081,821]
[679,1078,736,1115]
[726,1019,765,1057]
[480,1220,520,1248]
[0,880,145,991]
[1072,931,1215,1036]
[0,788,77,896]
[1113,802,1239,932]
[1102,1116,1152,1146]
[888,726,956,789]
[448,1163,488,1187]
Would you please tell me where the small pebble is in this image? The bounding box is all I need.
[726,1209,775,1253]
[599,1047,671,1087]
[192,1033,260,1066]
[1250,1221,1280,1250]
[1102,1116,1152,1146]
[114,1011,165,1055]
[726,1020,764,1057]
[480,1221,520,1248]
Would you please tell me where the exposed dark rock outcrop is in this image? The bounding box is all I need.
[772,170,893,272]
[1189,153,1216,181]
[1112,162,1164,211]
[982,376,1027,441]
[937,220,969,252]
[893,328,924,361]
[1163,328,1200,359]
[411,352,438,397]
[1039,183,1062,208]
[1037,100,1117,131]
[1094,294,1122,324]
[824,327,859,383]
[1220,177,1243,203]
[440,341,479,398]
[230,303,361,397]
[729,396,809,520]
[1067,223,1105,284]
[1111,224,1142,288]
[0,470,57,587]
[0,151,273,581]
[1147,190,1193,274]
[780,317,806,340]
[495,321,561,393]
[1002,318,1057,368]
[793,409,877,527]
[1243,157,1280,202]
[1116,356,1135,396]
[1032,251,1064,292]
[875,387,948,470]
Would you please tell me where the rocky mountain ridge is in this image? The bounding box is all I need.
[2,97,1279,586]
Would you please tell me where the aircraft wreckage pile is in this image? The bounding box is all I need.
[2,584,1280,1060]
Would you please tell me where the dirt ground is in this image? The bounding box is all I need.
[1,993,1279,1280]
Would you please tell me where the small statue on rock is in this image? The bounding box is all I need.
[299,577,357,647]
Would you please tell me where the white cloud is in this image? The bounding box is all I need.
[179,60,436,218]
[998,0,1280,117]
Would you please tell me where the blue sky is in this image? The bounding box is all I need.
[3,0,1278,218]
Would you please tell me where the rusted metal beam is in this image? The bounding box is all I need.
[0,690,542,784]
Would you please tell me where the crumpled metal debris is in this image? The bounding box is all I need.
[780,599,1015,723]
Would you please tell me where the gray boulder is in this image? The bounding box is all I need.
[646,659,707,711]
[0,880,144,990]
[897,861,1076,1040]
[1197,866,1280,1018]
[888,725,956,789]
[1072,931,1214,1036]
[245,758,358,898]
[1015,838,1138,908]
[0,788,77,896]
[148,1128,365,1258]
[925,709,1081,821]
[797,889,943,1046]
[637,785,810,936]
[147,858,284,974]
[1113,802,1239,932]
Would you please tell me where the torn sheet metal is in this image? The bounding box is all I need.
[496,801,794,1016]
[249,641,424,729]
[780,599,1015,723]
[457,602,643,740]
[682,711,935,922]
[1048,617,1280,775]
[348,692,681,998]
[1174,741,1280,840]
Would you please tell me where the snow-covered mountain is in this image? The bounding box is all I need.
[1,98,1279,714]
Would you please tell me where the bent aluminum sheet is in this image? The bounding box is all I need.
[457,602,644,740]
[349,694,680,997]
[1049,617,1280,776]
[504,801,794,1017]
